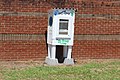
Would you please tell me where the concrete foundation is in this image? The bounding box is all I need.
[64,58,74,65]
[45,57,58,65]
[45,57,74,65]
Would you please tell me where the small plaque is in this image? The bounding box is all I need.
[57,39,69,45]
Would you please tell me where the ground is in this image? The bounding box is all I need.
[0,59,120,80]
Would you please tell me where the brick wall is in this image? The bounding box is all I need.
[0,0,120,60]
[0,41,47,60]
[73,40,120,59]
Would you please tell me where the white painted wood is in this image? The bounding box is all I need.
[46,9,75,65]
[47,9,75,46]
[51,45,56,59]
[67,46,72,59]
[48,44,51,58]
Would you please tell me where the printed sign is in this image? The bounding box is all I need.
[54,10,74,16]
[57,39,69,45]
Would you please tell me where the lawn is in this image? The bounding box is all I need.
[0,60,120,80]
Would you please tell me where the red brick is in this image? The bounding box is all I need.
[0,0,120,60]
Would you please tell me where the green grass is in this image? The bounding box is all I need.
[0,61,120,80]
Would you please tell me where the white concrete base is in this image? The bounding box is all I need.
[64,58,74,65]
[45,57,58,65]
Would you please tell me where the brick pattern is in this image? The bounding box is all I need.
[0,0,120,60]
[75,18,120,34]
[0,16,47,34]
[0,34,45,41]
[1,34,120,41]
[0,41,47,60]
[73,40,120,59]
[75,1,120,15]
[0,0,52,12]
